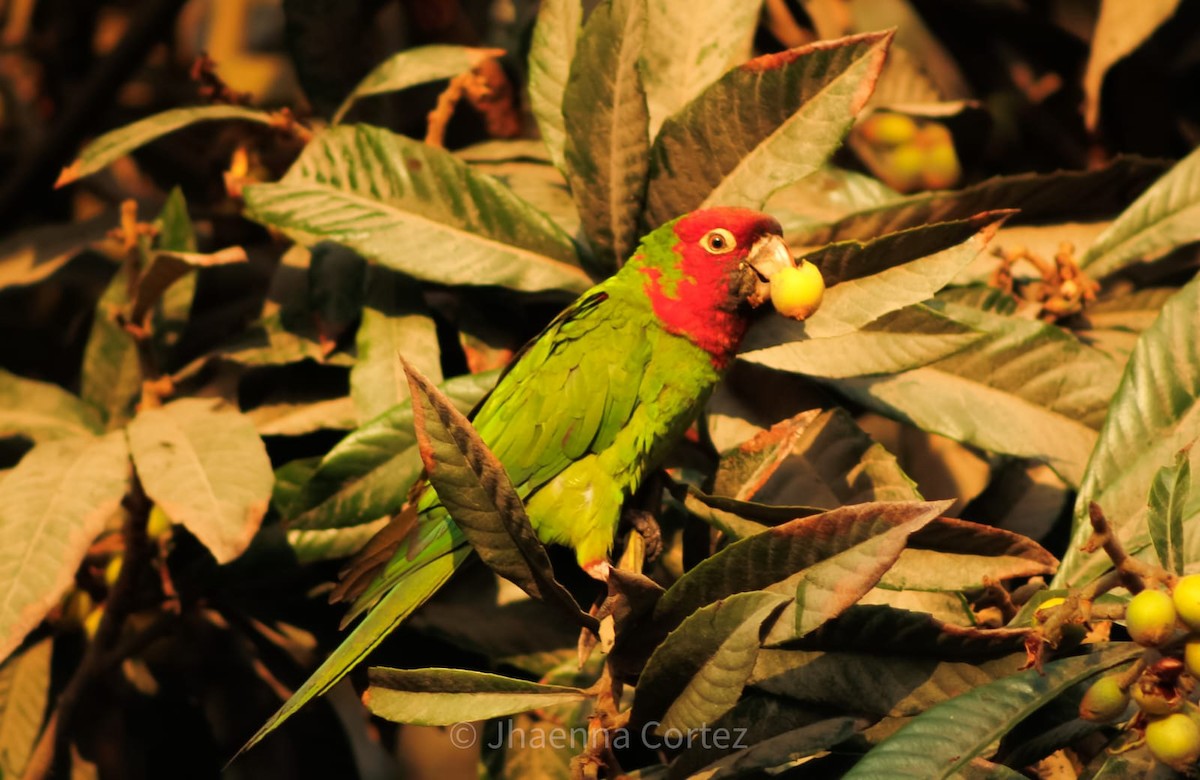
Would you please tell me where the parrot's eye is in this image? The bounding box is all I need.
[700,228,737,255]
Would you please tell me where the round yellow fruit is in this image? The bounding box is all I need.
[1173,574,1200,630]
[1185,638,1200,678]
[860,112,918,146]
[1079,676,1129,722]
[147,505,173,539]
[770,262,825,321]
[1126,589,1177,646]
[1146,712,1200,771]
[104,554,123,587]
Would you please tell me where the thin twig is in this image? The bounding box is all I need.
[1082,502,1171,592]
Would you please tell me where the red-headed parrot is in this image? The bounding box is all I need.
[240,207,823,751]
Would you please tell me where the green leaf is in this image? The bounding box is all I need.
[246,396,359,437]
[57,105,273,186]
[741,303,983,378]
[127,399,273,563]
[1057,275,1200,586]
[130,246,247,325]
[1148,447,1192,575]
[680,717,861,780]
[1081,144,1200,278]
[287,519,389,565]
[0,638,52,778]
[631,591,790,733]
[332,45,503,124]
[751,647,1024,719]
[528,0,582,173]
[796,157,1168,246]
[364,668,586,725]
[0,369,102,442]
[0,434,130,662]
[801,213,1007,339]
[880,518,1058,592]
[644,32,892,229]
[841,646,1142,780]
[291,371,497,529]
[656,501,950,639]
[149,189,199,363]
[562,0,650,270]
[733,408,923,510]
[402,358,595,629]
[1082,0,1183,129]
[641,0,759,137]
[0,214,114,292]
[243,125,589,294]
[350,270,441,423]
[829,303,1121,486]
[81,264,141,429]
[210,312,352,368]
[767,167,900,233]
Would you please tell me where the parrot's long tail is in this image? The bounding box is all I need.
[232,508,470,760]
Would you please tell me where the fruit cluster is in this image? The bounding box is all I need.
[855,111,961,192]
[1080,575,1200,771]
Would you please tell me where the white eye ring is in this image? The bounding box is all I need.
[701,228,737,255]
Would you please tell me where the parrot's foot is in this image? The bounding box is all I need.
[582,559,611,581]
[624,508,663,562]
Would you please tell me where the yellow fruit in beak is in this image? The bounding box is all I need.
[769,260,825,320]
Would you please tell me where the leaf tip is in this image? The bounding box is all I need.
[55,160,83,189]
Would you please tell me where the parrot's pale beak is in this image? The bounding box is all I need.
[744,233,795,307]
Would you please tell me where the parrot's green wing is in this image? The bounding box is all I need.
[340,286,656,623]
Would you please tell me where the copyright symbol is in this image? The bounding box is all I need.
[449,722,478,749]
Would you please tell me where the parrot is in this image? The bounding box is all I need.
[238,207,821,753]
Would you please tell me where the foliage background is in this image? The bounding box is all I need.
[1,0,1200,778]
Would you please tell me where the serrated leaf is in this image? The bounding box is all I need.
[829,302,1121,486]
[0,434,130,662]
[350,271,440,423]
[562,0,650,270]
[880,518,1058,592]
[1058,276,1200,585]
[364,668,586,725]
[403,359,594,629]
[1083,0,1182,129]
[467,157,582,237]
[766,166,900,233]
[528,0,582,173]
[290,371,497,529]
[644,32,891,229]
[332,45,504,124]
[632,591,790,733]
[751,646,1024,719]
[127,399,273,563]
[1148,448,1193,575]
[1081,144,1200,278]
[0,368,102,442]
[81,264,141,429]
[713,410,824,501]
[841,646,1142,780]
[243,125,589,294]
[802,213,1007,339]
[796,158,1168,246]
[0,637,52,777]
[56,105,273,186]
[641,0,760,138]
[741,303,982,378]
[656,501,949,638]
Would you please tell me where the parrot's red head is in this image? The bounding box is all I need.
[632,207,798,368]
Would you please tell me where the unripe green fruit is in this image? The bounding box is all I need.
[1173,574,1200,630]
[770,262,825,321]
[860,112,917,146]
[1126,589,1178,646]
[1146,712,1200,771]
[1079,676,1129,722]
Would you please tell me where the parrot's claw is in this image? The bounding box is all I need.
[625,508,663,562]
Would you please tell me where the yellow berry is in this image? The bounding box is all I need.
[59,589,94,629]
[1146,712,1200,771]
[147,506,173,539]
[1174,574,1200,630]
[769,261,825,321]
[83,606,105,639]
[1079,676,1130,722]
[881,145,924,191]
[921,143,961,190]
[1126,589,1177,646]
[1185,638,1200,678]
[104,554,123,587]
[860,112,918,146]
